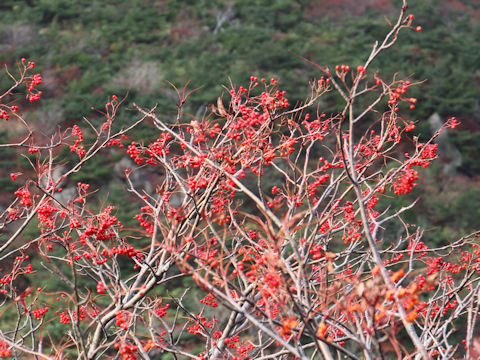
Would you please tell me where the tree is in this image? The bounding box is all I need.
[0,2,477,359]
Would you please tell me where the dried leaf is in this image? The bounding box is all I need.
[217,97,227,116]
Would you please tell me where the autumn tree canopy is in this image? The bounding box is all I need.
[0,2,478,360]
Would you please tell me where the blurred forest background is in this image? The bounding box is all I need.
[1,0,480,354]
[2,0,480,245]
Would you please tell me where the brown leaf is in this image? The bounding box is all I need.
[217,97,227,116]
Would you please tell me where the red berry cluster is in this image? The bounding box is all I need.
[199,293,218,308]
[21,59,43,102]
[70,125,85,157]
[114,341,138,360]
[0,110,10,121]
[32,306,49,321]
[0,340,11,357]
[155,303,170,317]
[116,311,130,330]
[14,187,32,206]
[392,168,418,195]
[96,281,105,294]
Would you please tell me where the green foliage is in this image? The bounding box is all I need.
[449,131,480,176]
[2,0,478,127]
[69,155,114,185]
[0,0,478,248]
[0,132,17,193]
[451,189,480,230]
